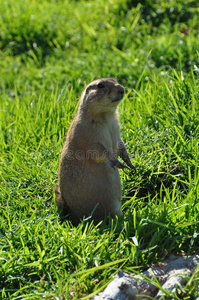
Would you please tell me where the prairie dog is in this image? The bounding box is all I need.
[55,78,135,223]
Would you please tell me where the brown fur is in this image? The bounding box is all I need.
[55,78,135,223]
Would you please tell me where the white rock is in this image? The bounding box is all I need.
[93,270,138,300]
[92,255,199,299]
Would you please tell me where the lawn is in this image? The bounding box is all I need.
[0,0,199,299]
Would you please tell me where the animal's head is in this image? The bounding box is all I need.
[79,78,125,115]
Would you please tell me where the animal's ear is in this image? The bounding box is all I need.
[97,82,105,89]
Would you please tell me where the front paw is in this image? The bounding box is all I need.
[110,160,116,169]
[111,159,127,170]
[129,163,136,173]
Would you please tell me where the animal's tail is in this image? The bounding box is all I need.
[54,187,71,216]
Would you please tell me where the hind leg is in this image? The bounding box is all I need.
[109,200,122,218]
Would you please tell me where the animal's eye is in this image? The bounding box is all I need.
[97,83,105,89]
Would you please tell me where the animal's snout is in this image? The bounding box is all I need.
[116,85,125,97]
[111,83,125,102]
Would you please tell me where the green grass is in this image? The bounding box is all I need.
[0,0,199,299]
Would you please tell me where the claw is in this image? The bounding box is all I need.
[130,164,136,173]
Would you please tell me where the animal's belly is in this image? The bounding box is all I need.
[60,161,122,218]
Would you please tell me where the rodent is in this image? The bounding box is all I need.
[55,78,135,224]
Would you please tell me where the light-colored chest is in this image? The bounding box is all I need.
[97,117,120,152]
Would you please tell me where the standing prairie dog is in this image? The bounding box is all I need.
[55,78,135,223]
